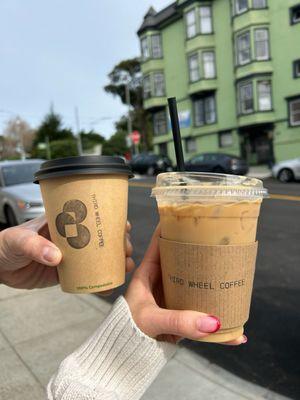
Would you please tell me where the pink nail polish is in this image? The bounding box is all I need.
[242,335,248,344]
[197,315,221,333]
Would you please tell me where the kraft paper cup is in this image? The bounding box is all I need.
[34,156,133,294]
[152,172,268,343]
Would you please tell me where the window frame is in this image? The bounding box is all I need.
[288,97,300,126]
[141,36,150,60]
[219,131,234,148]
[254,28,270,61]
[199,6,213,34]
[290,4,300,25]
[202,51,216,79]
[153,110,167,136]
[153,72,165,97]
[188,53,200,82]
[193,94,217,126]
[186,9,197,39]
[235,0,248,15]
[143,75,151,99]
[257,80,272,111]
[236,31,251,65]
[151,34,163,59]
[185,137,197,153]
[238,81,254,114]
[293,59,300,78]
[252,0,267,9]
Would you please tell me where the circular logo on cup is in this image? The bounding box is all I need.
[55,200,90,249]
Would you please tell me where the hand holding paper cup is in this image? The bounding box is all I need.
[34,156,133,294]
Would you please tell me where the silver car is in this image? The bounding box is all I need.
[272,157,300,182]
[0,160,45,226]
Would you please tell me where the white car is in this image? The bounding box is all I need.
[0,160,45,226]
[272,157,300,182]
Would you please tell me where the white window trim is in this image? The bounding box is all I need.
[254,28,270,61]
[188,53,200,82]
[151,34,163,59]
[239,82,254,114]
[289,98,300,126]
[199,6,213,34]
[186,9,197,39]
[235,0,248,15]
[253,0,267,9]
[141,37,150,60]
[236,31,251,65]
[257,81,272,111]
[203,51,216,79]
[153,72,165,97]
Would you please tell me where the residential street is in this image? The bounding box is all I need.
[107,177,300,400]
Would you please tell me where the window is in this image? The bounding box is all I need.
[219,131,233,148]
[153,72,165,96]
[254,29,269,60]
[141,37,150,60]
[158,142,168,156]
[239,82,254,114]
[289,98,300,126]
[293,60,300,78]
[203,52,216,78]
[186,138,197,153]
[186,9,196,38]
[235,0,248,14]
[253,0,267,8]
[236,32,251,65]
[152,34,162,58]
[143,75,151,99]
[290,4,300,25]
[188,53,200,82]
[199,6,212,34]
[194,95,216,126]
[258,81,272,111]
[205,96,216,124]
[153,111,167,135]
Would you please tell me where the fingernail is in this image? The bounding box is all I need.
[197,315,221,333]
[43,246,60,262]
[242,335,248,344]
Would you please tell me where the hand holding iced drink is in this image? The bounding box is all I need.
[152,172,268,343]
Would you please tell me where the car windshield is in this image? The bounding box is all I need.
[2,163,42,186]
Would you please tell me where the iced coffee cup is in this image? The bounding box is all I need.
[34,155,133,294]
[152,172,268,343]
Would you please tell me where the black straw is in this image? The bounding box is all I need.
[168,97,185,172]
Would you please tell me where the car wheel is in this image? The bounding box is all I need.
[147,166,155,176]
[5,206,18,227]
[213,166,225,173]
[278,168,294,183]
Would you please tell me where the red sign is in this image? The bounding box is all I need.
[130,130,141,144]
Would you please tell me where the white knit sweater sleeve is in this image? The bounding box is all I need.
[47,296,176,400]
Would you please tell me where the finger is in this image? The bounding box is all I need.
[126,235,133,257]
[126,257,135,272]
[21,215,47,232]
[126,221,132,232]
[11,229,62,267]
[144,306,221,340]
[221,335,247,346]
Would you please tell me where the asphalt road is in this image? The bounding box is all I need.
[108,177,300,400]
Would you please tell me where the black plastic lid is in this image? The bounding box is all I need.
[34,155,133,183]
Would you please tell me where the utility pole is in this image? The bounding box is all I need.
[16,117,26,160]
[74,106,83,156]
[125,82,134,154]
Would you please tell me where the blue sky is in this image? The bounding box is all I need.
[0,0,171,138]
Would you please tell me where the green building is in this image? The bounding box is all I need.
[137,0,300,165]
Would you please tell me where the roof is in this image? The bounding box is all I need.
[137,2,179,35]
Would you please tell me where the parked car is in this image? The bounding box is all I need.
[185,153,249,175]
[272,157,300,182]
[0,160,45,226]
[129,153,173,175]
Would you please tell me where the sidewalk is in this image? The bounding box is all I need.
[247,165,272,179]
[0,285,289,400]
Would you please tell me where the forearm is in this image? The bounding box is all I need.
[48,296,176,400]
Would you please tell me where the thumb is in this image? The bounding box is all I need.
[1,227,62,269]
[148,307,221,340]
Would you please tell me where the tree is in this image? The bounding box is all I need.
[34,107,73,145]
[80,131,105,151]
[102,131,128,156]
[1,117,36,159]
[104,58,152,151]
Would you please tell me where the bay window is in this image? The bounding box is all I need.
[152,34,162,58]
[186,9,196,38]
[188,53,200,82]
[199,6,212,34]
[194,94,216,126]
[153,111,167,135]
[254,29,269,60]
[258,81,272,111]
[143,75,151,99]
[141,37,150,60]
[203,52,216,78]
[289,97,300,126]
[236,32,251,65]
[153,72,165,96]
[239,82,254,114]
